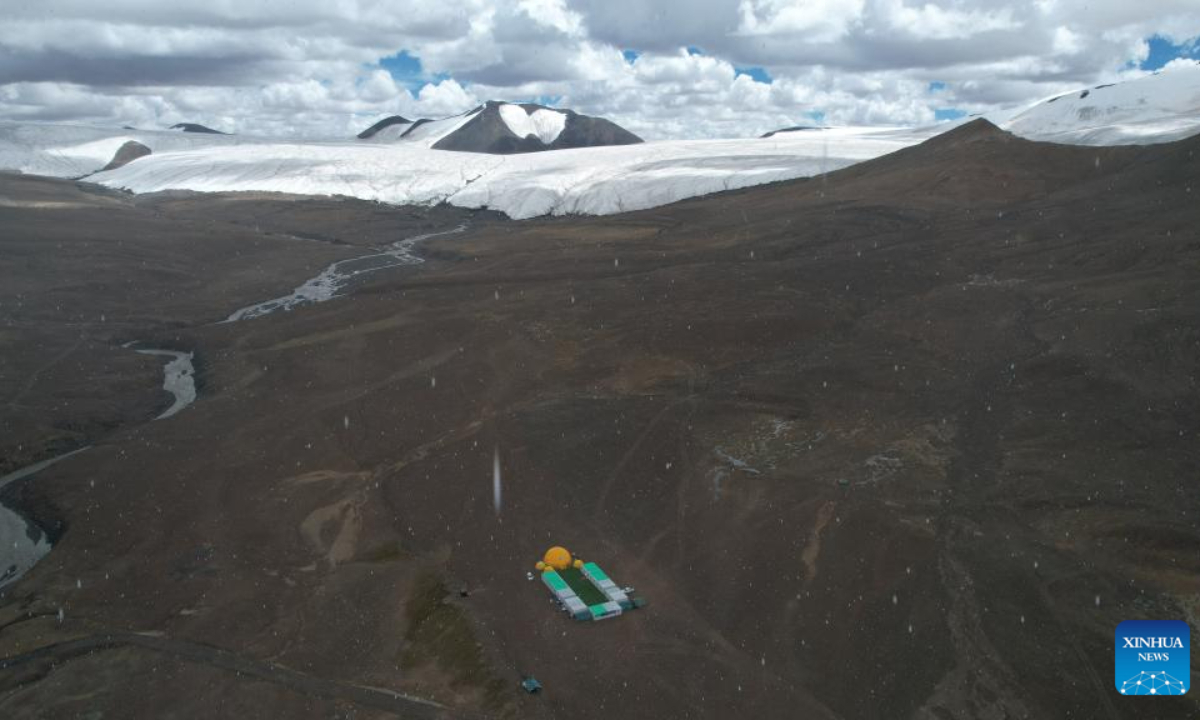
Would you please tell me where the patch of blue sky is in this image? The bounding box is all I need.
[378,50,450,91]
[1139,34,1200,70]
[935,108,967,121]
[735,66,772,84]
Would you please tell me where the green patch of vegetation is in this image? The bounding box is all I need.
[401,571,509,712]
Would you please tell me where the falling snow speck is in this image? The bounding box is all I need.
[493,446,503,516]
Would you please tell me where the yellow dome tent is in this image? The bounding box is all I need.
[535,546,575,571]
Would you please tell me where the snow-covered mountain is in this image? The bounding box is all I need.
[356,109,481,147]
[356,115,414,140]
[0,122,249,177]
[356,101,642,153]
[432,101,642,153]
[762,62,1200,147]
[4,63,1197,219]
[1001,61,1200,145]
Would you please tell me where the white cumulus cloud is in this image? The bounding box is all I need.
[0,0,1195,139]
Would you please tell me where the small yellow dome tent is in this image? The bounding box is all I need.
[536,546,573,571]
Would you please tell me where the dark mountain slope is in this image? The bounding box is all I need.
[169,123,226,134]
[99,140,152,171]
[431,100,642,154]
[355,115,412,139]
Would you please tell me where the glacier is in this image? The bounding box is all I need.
[1,62,1196,220]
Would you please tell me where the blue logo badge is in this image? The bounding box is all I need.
[1115,620,1189,695]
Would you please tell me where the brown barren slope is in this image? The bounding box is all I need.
[1,120,1199,719]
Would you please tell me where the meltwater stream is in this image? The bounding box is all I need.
[0,505,50,590]
[134,348,196,419]
[0,347,195,591]
[2,223,467,590]
[225,224,467,322]
[0,447,88,590]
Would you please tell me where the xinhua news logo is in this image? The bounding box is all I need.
[1115,620,1189,696]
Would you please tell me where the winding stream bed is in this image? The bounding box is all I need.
[0,348,194,591]
[0,504,49,589]
[1,223,465,590]
[0,447,89,589]
[225,224,466,322]
[134,348,196,419]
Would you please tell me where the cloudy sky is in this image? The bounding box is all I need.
[1,0,1198,140]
